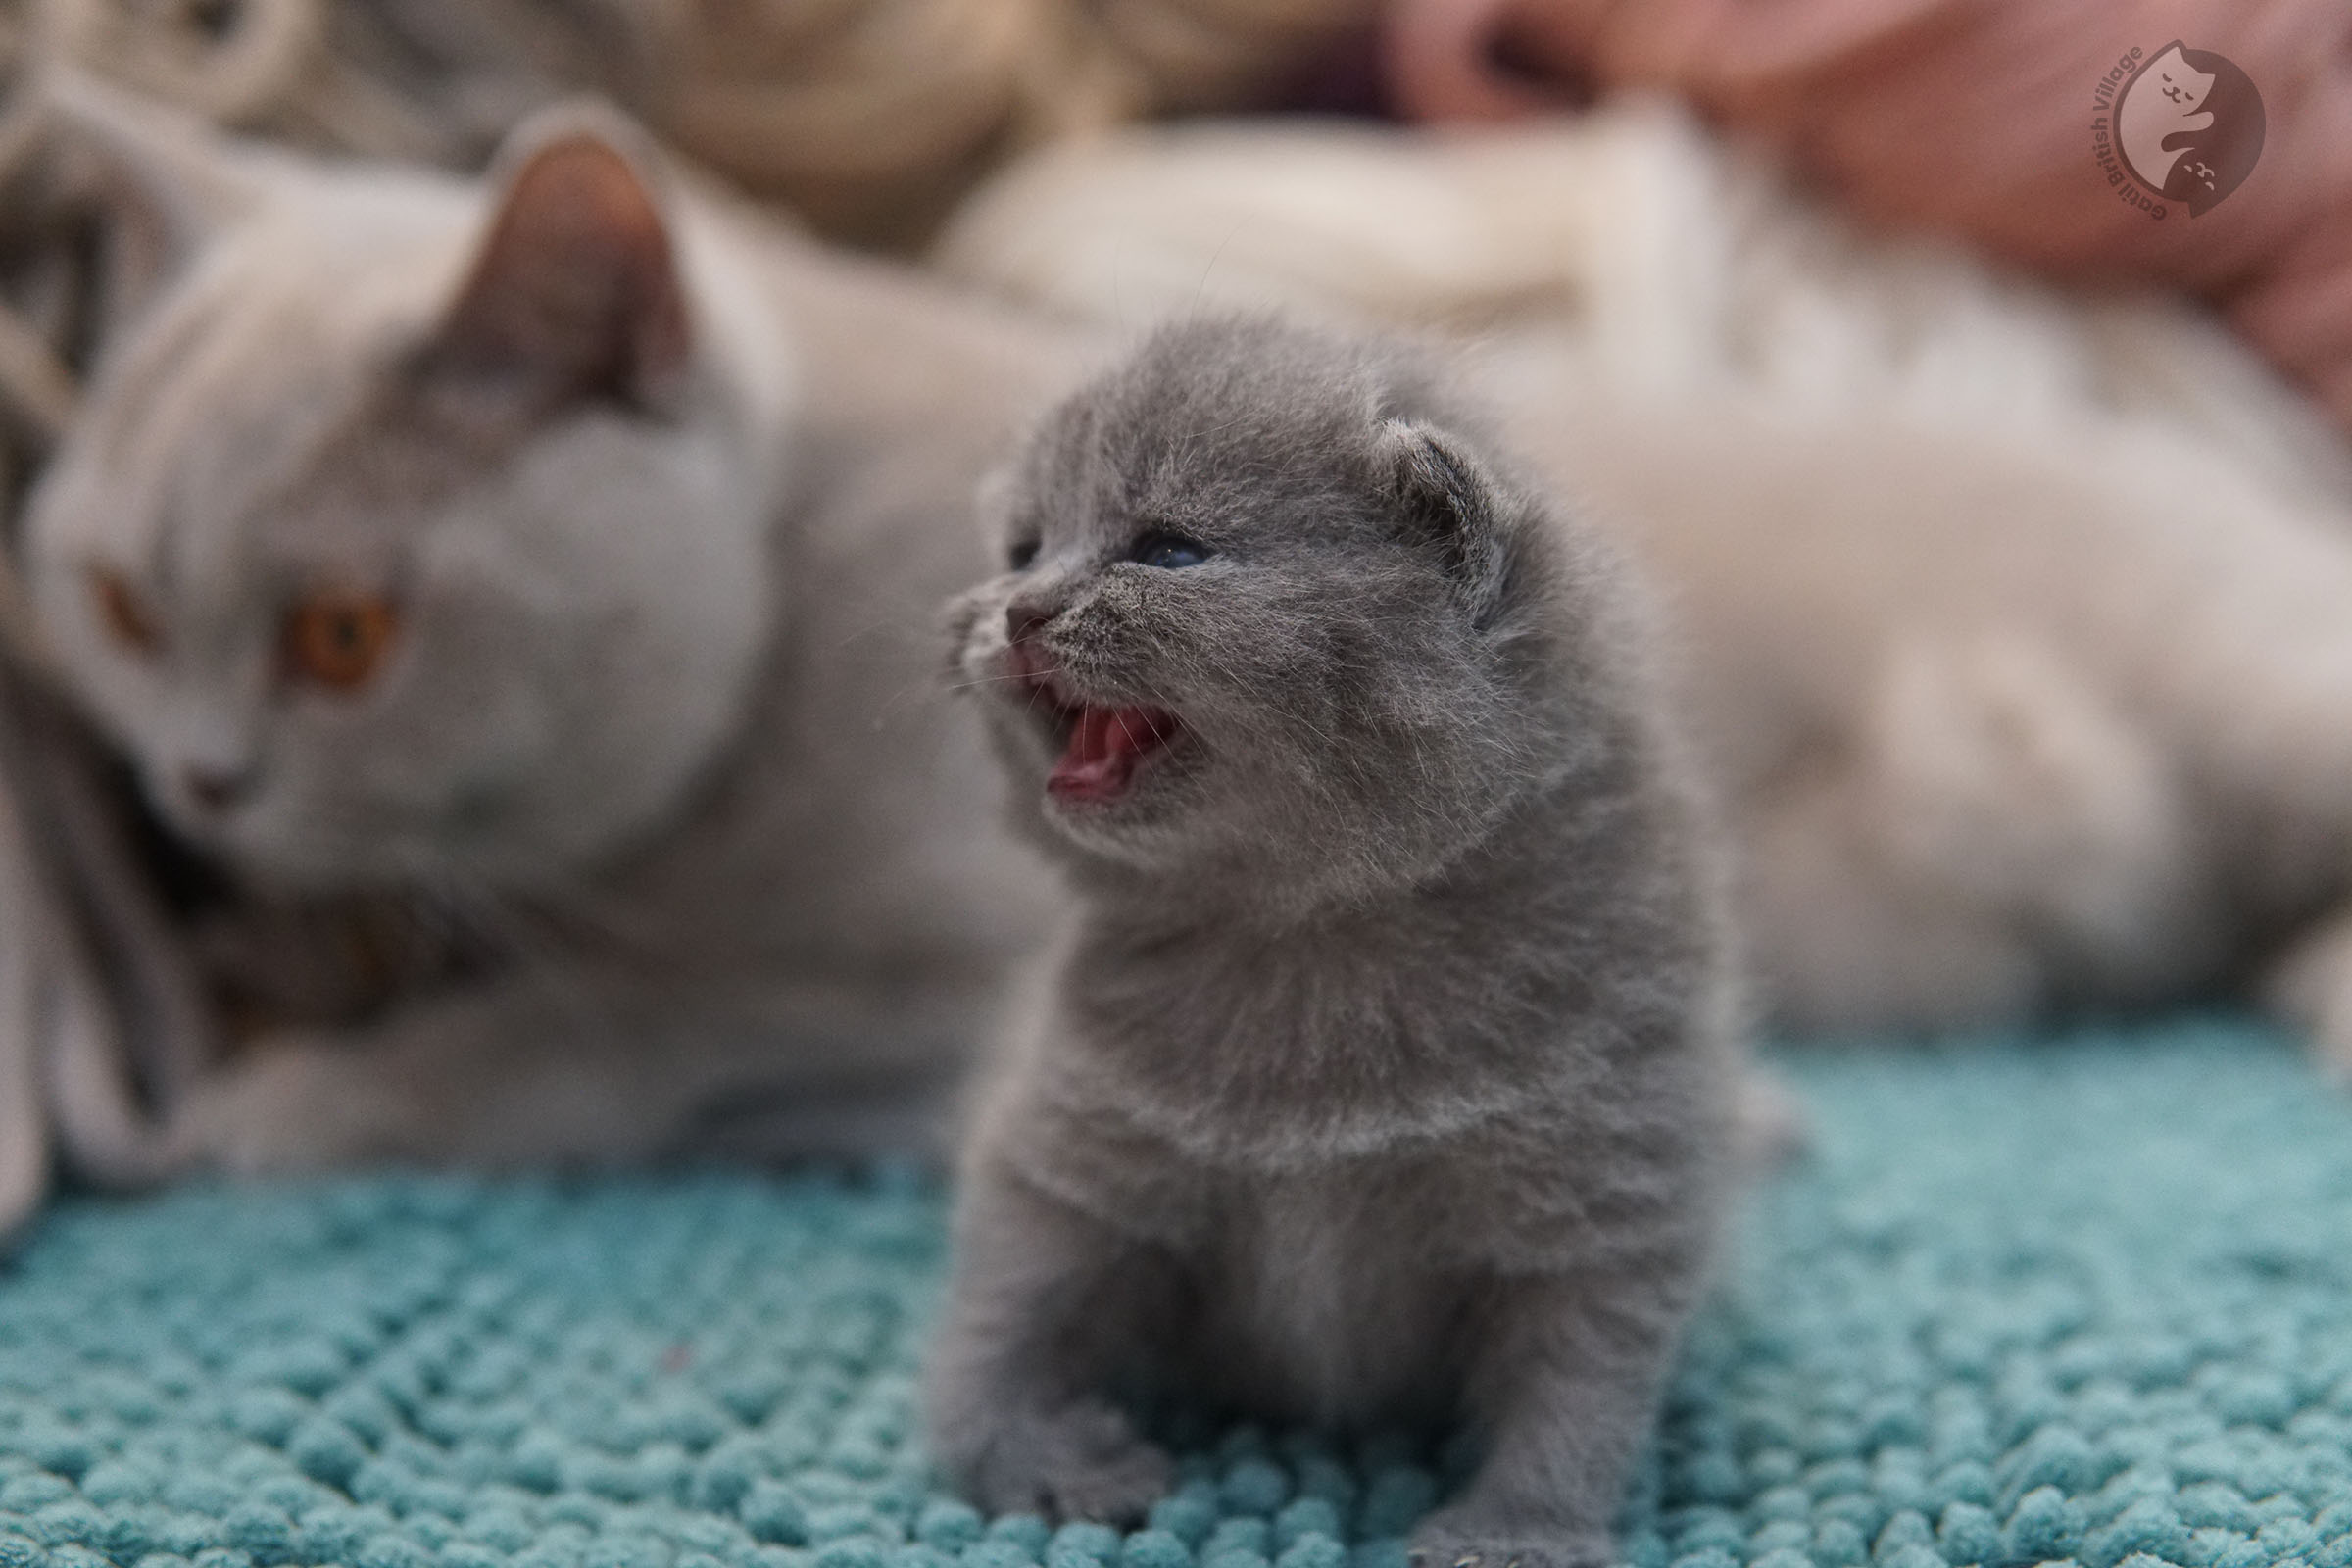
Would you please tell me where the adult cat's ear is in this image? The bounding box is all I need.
[1380,418,1515,625]
[418,104,691,421]
[36,70,266,338]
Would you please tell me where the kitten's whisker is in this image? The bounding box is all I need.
[944,670,1042,695]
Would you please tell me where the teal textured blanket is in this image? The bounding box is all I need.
[5,1019,2352,1568]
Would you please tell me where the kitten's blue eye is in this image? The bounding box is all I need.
[1007,539,1040,571]
[1130,532,1211,570]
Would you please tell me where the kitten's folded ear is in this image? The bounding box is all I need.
[36,70,267,340]
[1380,418,1515,626]
[417,103,691,421]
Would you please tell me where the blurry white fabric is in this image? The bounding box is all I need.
[934,101,2352,513]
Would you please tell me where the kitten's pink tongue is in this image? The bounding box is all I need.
[1050,706,1181,803]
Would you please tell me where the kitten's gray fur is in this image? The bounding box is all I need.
[17,81,1087,1178]
[927,318,1740,1568]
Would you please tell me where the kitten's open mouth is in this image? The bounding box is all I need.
[1009,660,1183,805]
[1048,702,1183,804]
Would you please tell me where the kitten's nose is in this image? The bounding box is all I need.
[1005,605,1054,645]
[181,763,253,813]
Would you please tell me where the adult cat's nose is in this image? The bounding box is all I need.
[181,763,253,813]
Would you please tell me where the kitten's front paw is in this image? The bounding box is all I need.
[958,1401,1173,1525]
[1408,1510,1614,1568]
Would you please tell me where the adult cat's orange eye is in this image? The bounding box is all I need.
[90,568,161,655]
[282,591,400,692]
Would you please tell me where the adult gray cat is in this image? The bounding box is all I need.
[926,318,1739,1568]
[13,78,1086,1185]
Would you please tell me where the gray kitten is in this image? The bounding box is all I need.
[926,318,1740,1568]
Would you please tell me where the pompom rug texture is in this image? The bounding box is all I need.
[5,1019,2352,1568]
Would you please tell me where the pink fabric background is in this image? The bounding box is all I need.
[1381,0,2352,432]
